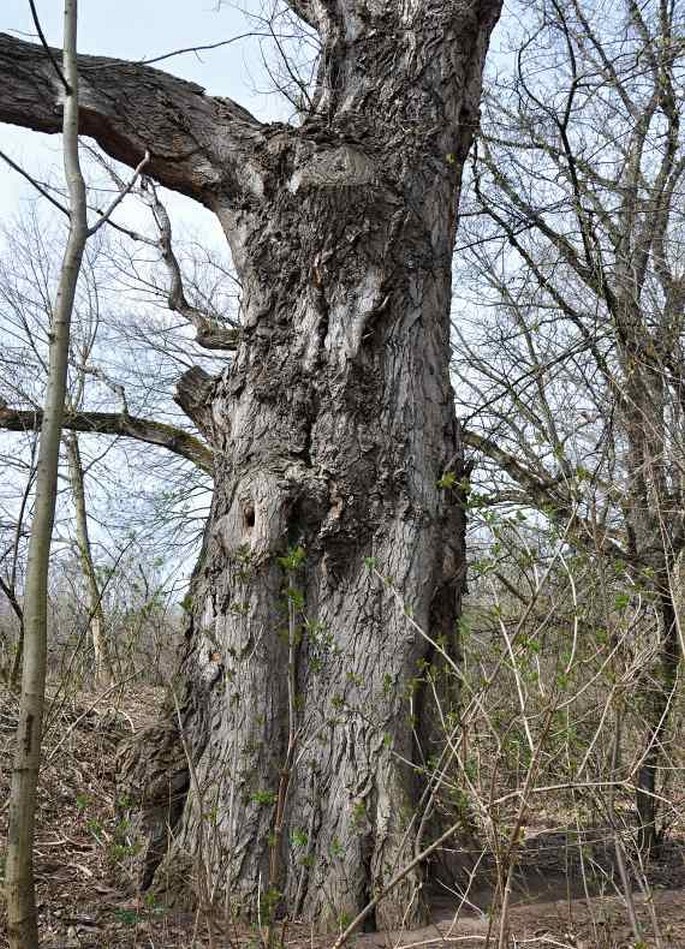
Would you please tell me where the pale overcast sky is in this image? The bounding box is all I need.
[0,1,294,226]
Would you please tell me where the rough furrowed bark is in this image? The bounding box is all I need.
[635,586,680,856]
[130,2,502,931]
[167,256,465,929]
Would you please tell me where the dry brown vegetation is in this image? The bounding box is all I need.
[3,646,685,949]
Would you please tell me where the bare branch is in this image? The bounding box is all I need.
[87,150,149,236]
[0,150,69,216]
[27,0,70,93]
[0,32,268,207]
[140,33,267,67]
[0,401,214,475]
[143,182,240,351]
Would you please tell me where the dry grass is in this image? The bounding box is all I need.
[2,684,685,948]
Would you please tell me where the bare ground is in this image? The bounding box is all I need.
[1,685,684,948]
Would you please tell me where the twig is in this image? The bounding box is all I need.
[88,150,150,236]
[330,819,467,948]
[0,150,69,216]
[28,0,70,92]
[139,33,263,66]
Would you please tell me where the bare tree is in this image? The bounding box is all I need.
[0,439,35,687]
[0,237,197,685]
[456,0,685,855]
[5,2,89,943]
[0,194,221,680]
[0,0,502,929]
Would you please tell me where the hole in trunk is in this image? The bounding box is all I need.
[243,502,255,529]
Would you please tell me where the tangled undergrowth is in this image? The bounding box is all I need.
[2,684,685,948]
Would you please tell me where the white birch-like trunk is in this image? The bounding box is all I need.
[5,4,88,945]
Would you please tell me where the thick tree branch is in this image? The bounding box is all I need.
[0,33,268,207]
[0,403,214,475]
[174,367,218,439]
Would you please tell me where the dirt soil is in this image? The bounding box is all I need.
[1,685,685,948]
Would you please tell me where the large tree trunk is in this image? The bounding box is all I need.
[635,589,679,855]
[0,0,501,930]
[174,207,464,928]
[621,337,682,855]
[158,12,499,929]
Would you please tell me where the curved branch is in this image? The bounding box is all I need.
[0,33,268,208]
[0,403,214,475]
[144,182,241,350]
